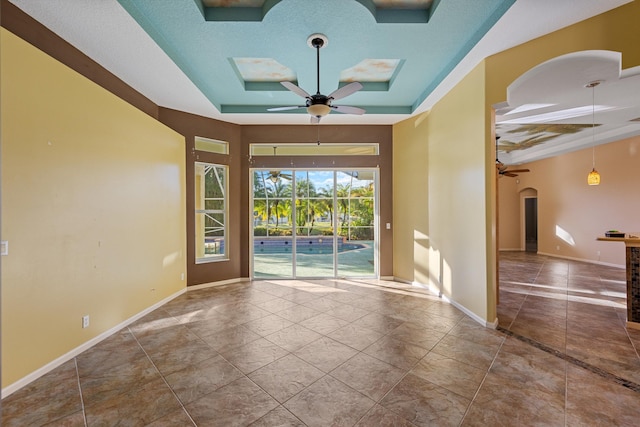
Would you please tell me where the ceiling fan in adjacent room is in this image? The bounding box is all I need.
[496,136,530,178]
[268,34,366,123]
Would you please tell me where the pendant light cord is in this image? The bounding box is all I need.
[592,84,596,169]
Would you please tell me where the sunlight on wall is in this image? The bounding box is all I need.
[443,259,452,296]
[413,230,430,284]
[555,225,576,246]
[162,251,183,268]
[428,246,441,293]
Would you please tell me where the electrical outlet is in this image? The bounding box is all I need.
[556,245,560,250]
[181,273,185,281]
[82,315,90,329]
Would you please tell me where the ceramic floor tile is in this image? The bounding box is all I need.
[41,410,86,427]
[355,404,417,426]
[219,337,290,374]
[79,353,161,406]
[363,335,429,370]
[327,323,385,351]
[198,324,262,353]
[351,312,405,334]
[127,308,180,338]
[488,337,567,398]
[386,321,445,350]
[300,295,345,312]
[284,375,375,427]
[275,304,322,323]
[6,259,640,426]
[248,354,325,403]
[252,296,299,314]
[186,377,279,426]
[248,406,306,427]
[565,363,640,426]
[430,334,501,371]
[380,373,470,427]
[330,353,406,401]
[182,312,239,336]
[410,352,487,400]
[84,377,182,426]
[294,336,358,373]
[265,324,323,352]
[163,354,244,405]
[299,312,349,335]
[1,360,82,427]
[144,408,196,427]
[462,371,565,427]
[243,313,295,337]
[145,338,218,377]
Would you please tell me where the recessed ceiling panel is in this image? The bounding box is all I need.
[372,0,432,9]
[340,59,402,91]
[202,0,265,6]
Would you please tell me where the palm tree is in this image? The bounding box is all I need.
[268,179,291,229]
[315,186,334,231]
[336,183,351,230]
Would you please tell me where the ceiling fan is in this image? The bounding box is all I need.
[496,136,530,178]
[268,34,366,123]
[267,170,291,183]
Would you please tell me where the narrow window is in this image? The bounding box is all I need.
[195,162,227,262]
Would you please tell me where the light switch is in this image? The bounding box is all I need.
[1,241,8,256]
[386,223,391,230]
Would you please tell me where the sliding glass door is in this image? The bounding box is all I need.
[252,169,377,279]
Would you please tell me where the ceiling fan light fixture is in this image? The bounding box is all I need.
[307,103,331,117]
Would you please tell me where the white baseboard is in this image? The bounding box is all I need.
[187,277,250,291]
[537,252,624,269]
[392,277,497,329]
[1,288,186,399]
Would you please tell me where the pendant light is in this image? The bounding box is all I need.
[586,80,601,186]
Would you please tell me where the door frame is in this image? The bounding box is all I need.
[249,168,379,279]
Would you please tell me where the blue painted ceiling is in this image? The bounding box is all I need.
[117,0,515,117]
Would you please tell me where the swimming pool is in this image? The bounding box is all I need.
[253,237,367,254]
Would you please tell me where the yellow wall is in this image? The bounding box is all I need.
[1,29,186,388]
[498,136,640,266]
[392,113,430,284]
[393,63,494,324]
[427,63,493,323]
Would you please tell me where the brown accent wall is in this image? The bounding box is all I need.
[159,108,243,286]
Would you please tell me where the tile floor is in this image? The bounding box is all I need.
[3,251,640,426]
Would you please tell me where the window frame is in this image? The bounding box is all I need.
[194,161,229,264]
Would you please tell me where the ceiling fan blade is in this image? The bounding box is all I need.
[506,169,530,173]
[280,81,311,99]
[267,105,305,111]
[332,105,366,115]
[328,82,363,101]
[310,115,321,124]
